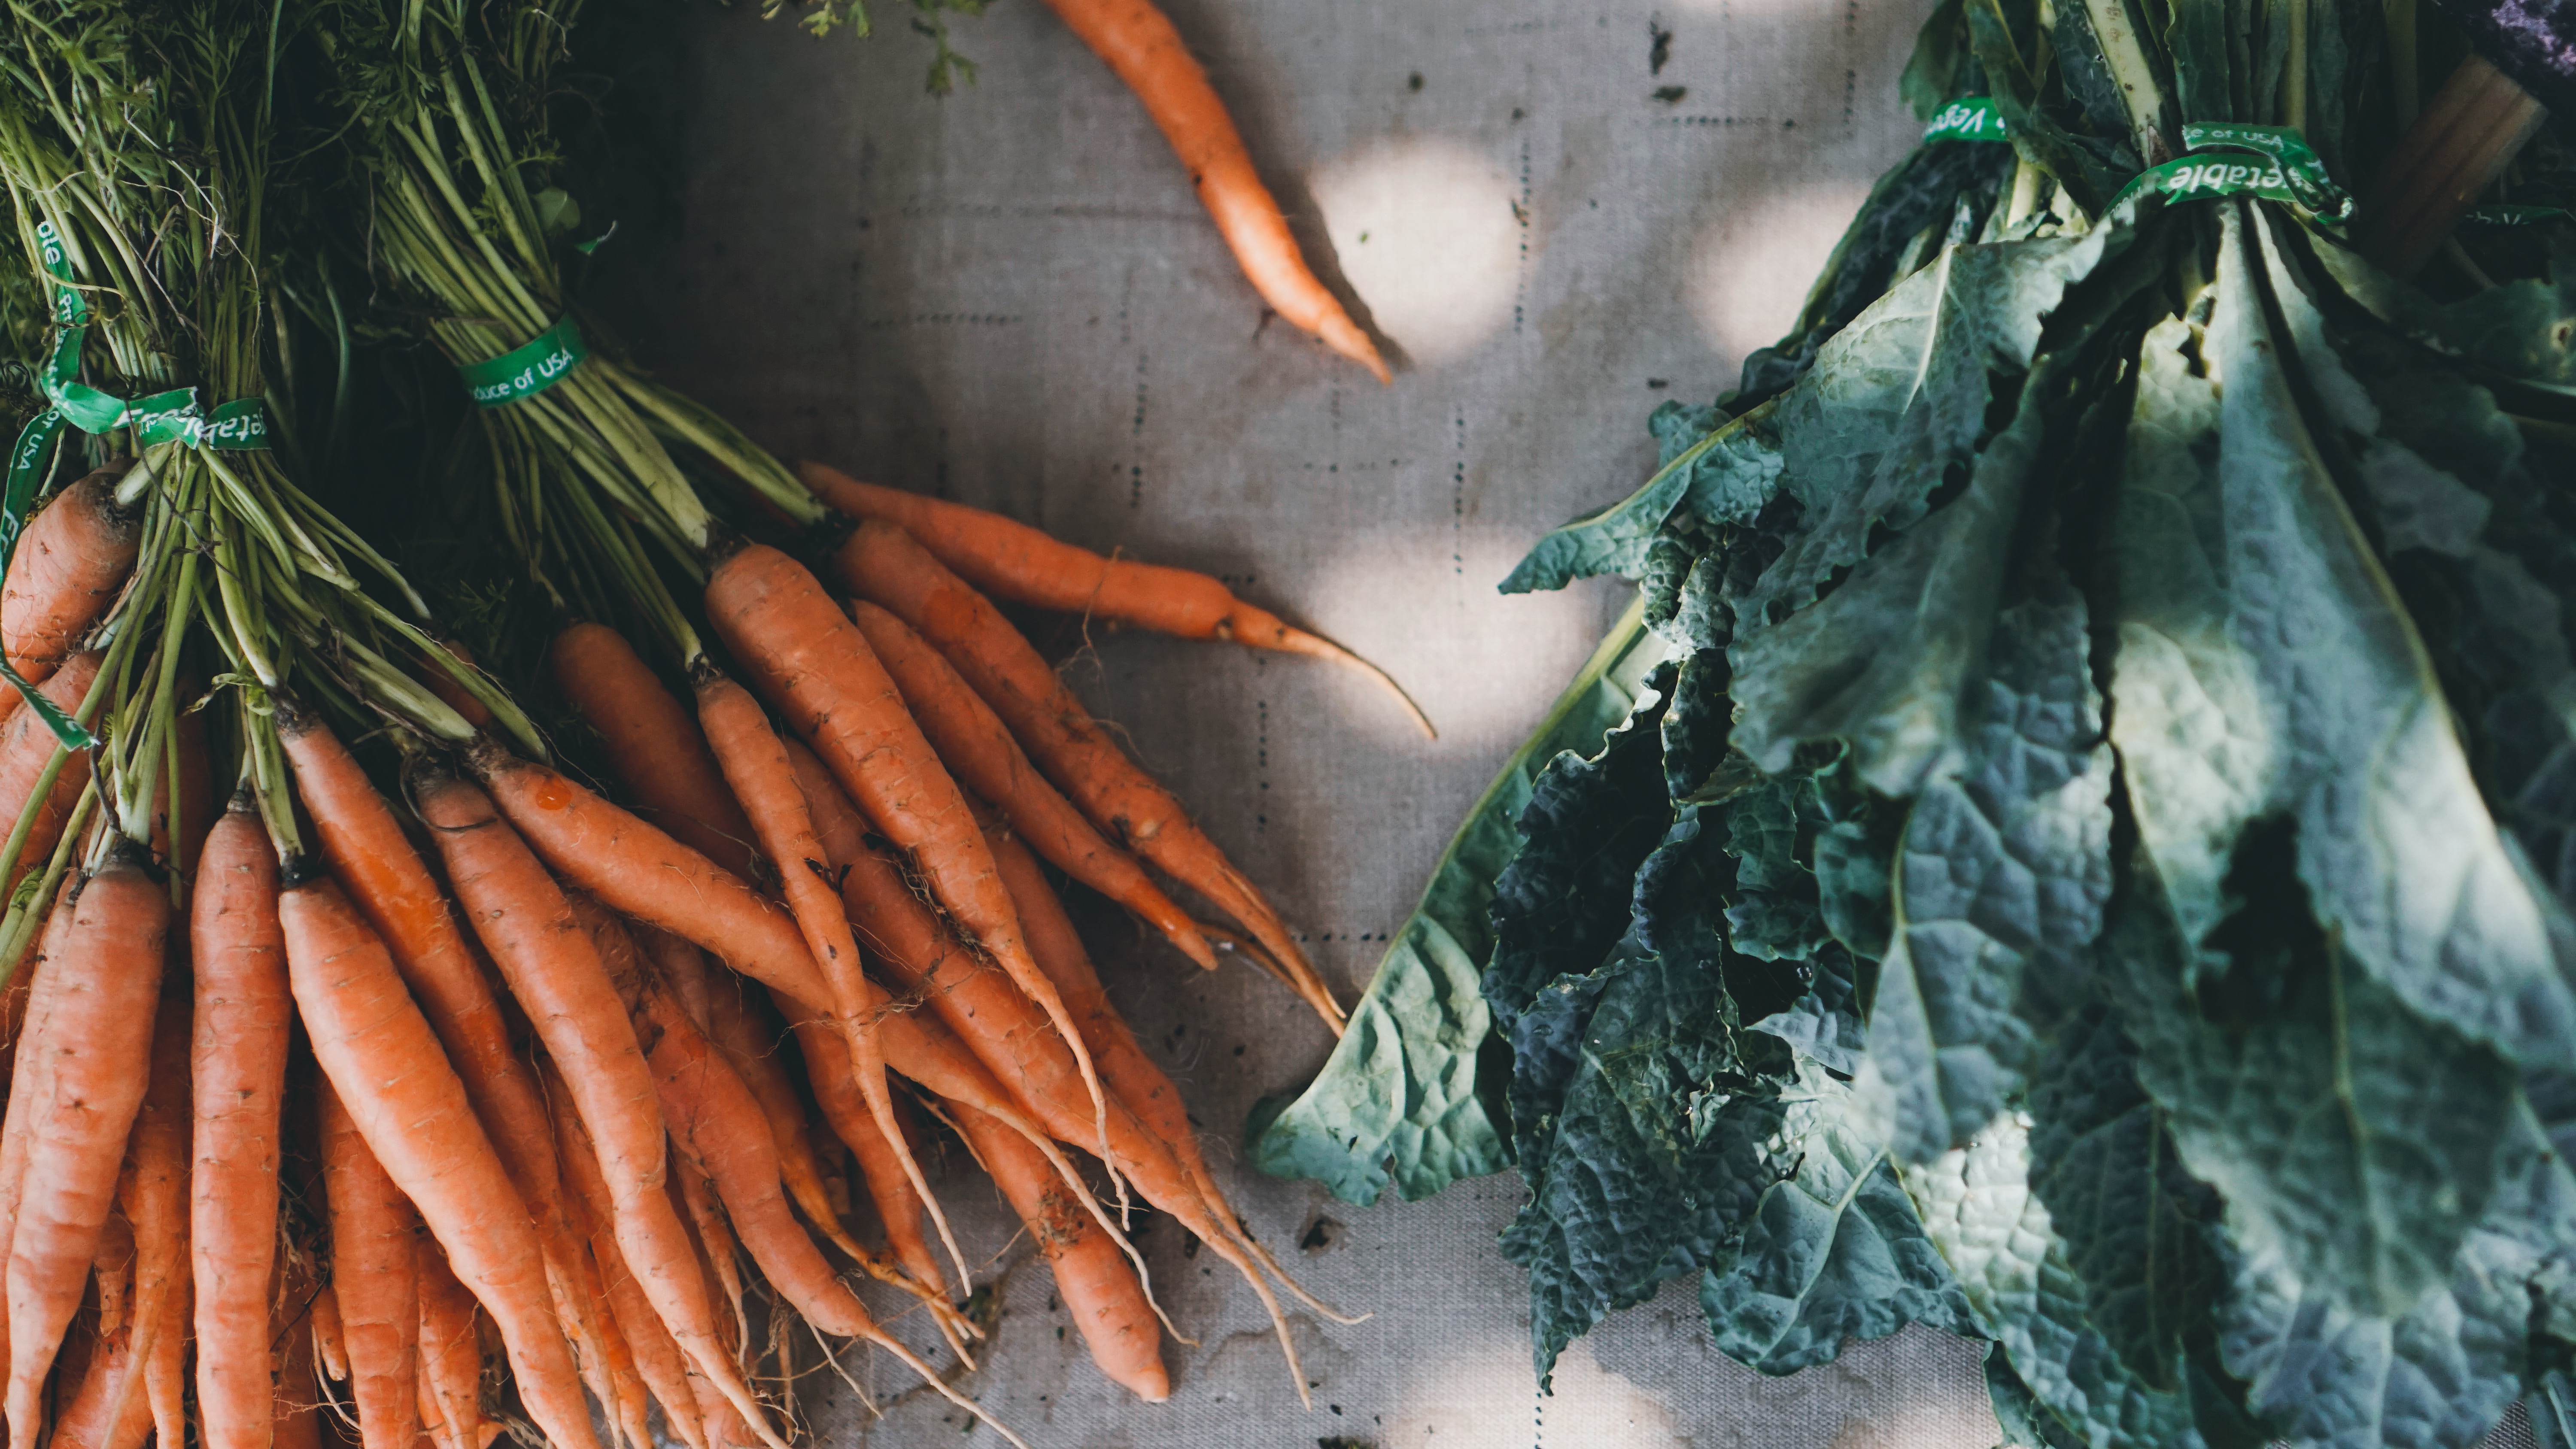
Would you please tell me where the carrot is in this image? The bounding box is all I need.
[5,845,169,1449]
[948,1100,1168,1400]
[318,1077,422,1449]
[542,1070,708,1449]
[0,649,103,889]
[279,874,601,1449]
[637,985,1024,1446]
[687,669,984,1279]
[414,1237,493,1449]
[419,637,495,731]
[191,795,293,1449]
[844,599,1218,970]
[309,1282,349,1385]
[124,993,190,1449]
[778,747,1325,1394]
[829,519,1346,1032]
[550,623,759,880]
[275,712,618,1391]
[0,879,75,1380]
[678,992,966,1350]
[468,743,830,1011]
[1,467,140,688]
[1022,0,1385,378]
[696,988,876,1273]
[805,465,1430,734]
[701,544,1118,1183]
[411,769,784,1449]
[785,1026,950,1303]
[270,1161,327,1449]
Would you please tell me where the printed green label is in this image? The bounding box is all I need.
[2107,124,2352,222]
[458,316,589,407]
[1924,97,2009,144]
[134,395,270,450]
[2465,203,2572,225]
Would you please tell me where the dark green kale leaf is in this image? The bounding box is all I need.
[1499,402,1782,597]
[1483,662,1681,1030]
[2098,845,2573,1449]
[2105,208,2576,1072]
[1499,949,1793,1386]
[1866,577,2116,1164]
[1698,1058,1974,1373]
[1252,605,1671,1204]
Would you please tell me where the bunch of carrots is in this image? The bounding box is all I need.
[0,3,1432,1448]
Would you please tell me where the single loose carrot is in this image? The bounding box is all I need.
[1026,0,1386,379]
[832,521,1346,1032]
[5,845,169,1449]
[543,1072,708,1449]
[845,599,1218,970]
[413,769,783,1449]
[638,986,1024,1446]
[550,624,759,880]
[279,874,601,1449]
[469,743,830,1011]
[318,1078,422,1449]
[2,467,140,687]
[702,545,1119,1183]
[689,668,980,1283]
[949,1100,1168,1401]
[191,796,292,1449]
[805,464,1430,735]
[415,1237,494,1449]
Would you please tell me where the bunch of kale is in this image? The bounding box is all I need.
[1262,2,2576,1444]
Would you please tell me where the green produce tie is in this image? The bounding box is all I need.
[2106,121,2354,222]
[2465,203,2572,225]
[457,316,589,408]
[1,221,277,749]
[1923,97,2009,143]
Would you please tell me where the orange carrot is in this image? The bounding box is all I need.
[779,746,1323,1391]
[0,877,76,1383]
[309,1282,348,1385]
[5,845,169,1449]
[549,624,759,880]
[413,769,783,1449]
[0,649,103,888]
[419,638,494,731]
[804,464,1429,734]
[697,988,876,1271]
[270,1185,325,1449]
[688,669,978,1279]
[829,519,1344,1031]
[844,599,1218,970]
[949,1100,1168,1400]
[468,743,830,1011]
[702,543,1117,1177]
[191,797,292,1449]
[279,874,601,1449]
[638,985,1022,1444]
[2,467,140,687]
[785,1024,950,1303]
[275,713,616,1387]
[125,993,190,1449]
[1023,0,1385,378]
[414,1237,492,1449]
[318,1077,422,1449]
[543,1071,707,1449]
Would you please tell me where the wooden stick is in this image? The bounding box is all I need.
[2357,52,2546,279]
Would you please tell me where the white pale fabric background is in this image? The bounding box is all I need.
[622,1,2541,1444]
